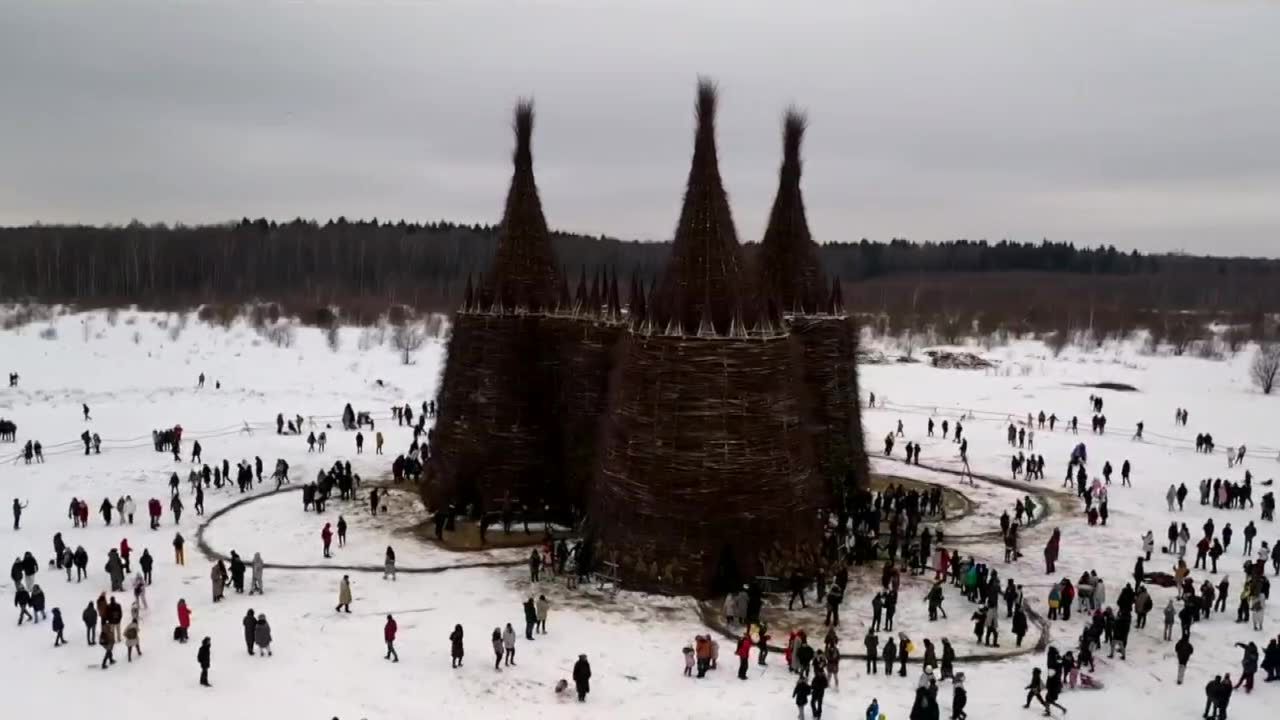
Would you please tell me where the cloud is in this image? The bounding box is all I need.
[1,0,1277,256]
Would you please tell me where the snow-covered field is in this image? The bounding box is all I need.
[1,310,1277,720]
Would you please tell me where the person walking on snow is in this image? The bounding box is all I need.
[335,575,352,613]
[1176,635,1194,685]
[321,523,333,558]
[384,614,399,662]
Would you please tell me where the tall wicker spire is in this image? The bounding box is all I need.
[489,100,560,312]
[655,79,749,335]
[758,108,825,316]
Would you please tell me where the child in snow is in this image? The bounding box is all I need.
[683,644,695,676]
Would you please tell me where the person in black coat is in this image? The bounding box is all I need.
[197,637,212,686]
[572,654,592,702]
[1175,636,1194,685]
[864,631,879,674]
[883,637,897,675]
[952,673,968,720]
[82,602,97,645]
[52,607,65,646]
[70,546,90,580]
[243,609,257,655]
[523,597,538,641]
[450,624,464,668]
[14,587,33,624]
[1013,606,1029,647]
[229,552,246,594]
[139,549,153,585]
[30,584,46,622]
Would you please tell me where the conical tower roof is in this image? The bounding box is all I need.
[758,108,825,315]
[655,79,749,335]
[489,100,560,312]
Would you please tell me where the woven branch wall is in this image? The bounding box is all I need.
[789,315,868,495]
[544,314,624,512]
[424,312,555,513]
[591,332,826,598]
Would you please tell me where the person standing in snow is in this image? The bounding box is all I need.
[383,546,396,581]
[250,552,264,594]
[529,548,542,582]
[197,637,212,686]
[573,654,592,702]
[335,575,352,613]
[952,672,968,720]
[82,602,97,645]
[321,523,333,558]
[523,596,538,640]
[242,609,257,655]
[254,614,272,657]
[536,594,549,634]
[503,622,517,666]
[51,607,66,646]
[736,630,754,679]
[336,515,347,548]
[12,498,28,530]
[491,628,504,670]
[384,614,399,662]
[450,624,465,668]
[793,675,812,719]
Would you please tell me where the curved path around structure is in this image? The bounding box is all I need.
[197,460,1063,662]
[194,484,523,575]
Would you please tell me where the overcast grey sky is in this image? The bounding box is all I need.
[3,0,1279,256]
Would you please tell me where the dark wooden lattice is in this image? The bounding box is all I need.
[757,110,826,314]
[425,101,561,514]
[652,80,754,335]
[588,81,825,598]
[590,333,825,597]
[488,101,560,312]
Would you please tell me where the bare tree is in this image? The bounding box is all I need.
[1224,326,1250,354]
[1252,343,1280,394]
[1164,314,1200,356]
[392,322,425,365]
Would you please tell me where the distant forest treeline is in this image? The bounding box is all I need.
[2,219,1279,334]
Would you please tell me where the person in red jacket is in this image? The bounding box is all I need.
[384,614,399,662]
[736,631,754,680]
[176,598,192,643]
[321,523,333,558]
[148,498,162,530]
[119,538,132,574]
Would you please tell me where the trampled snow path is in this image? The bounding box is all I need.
[1,311,1277,720]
